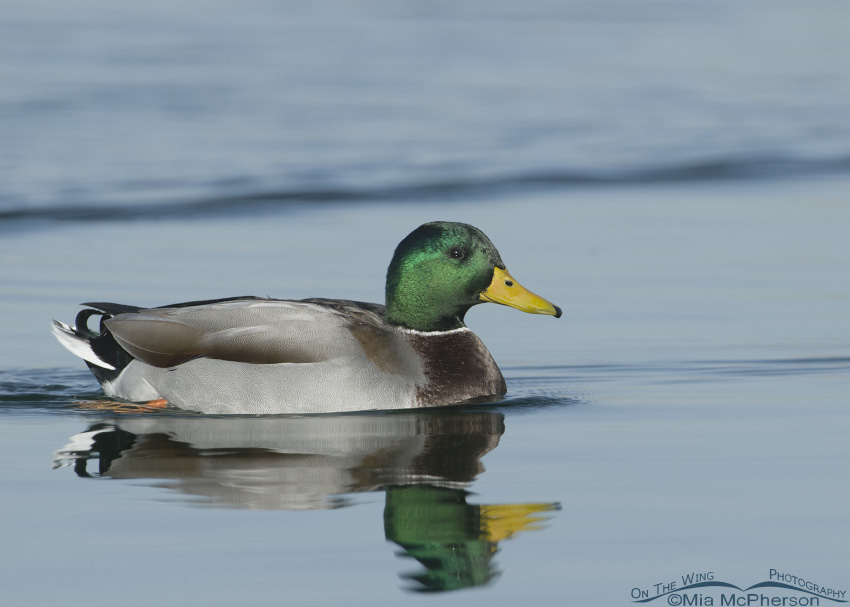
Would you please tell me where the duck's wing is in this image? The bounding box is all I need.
[100,298,387,368]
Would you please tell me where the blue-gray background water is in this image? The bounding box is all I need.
[2,1,848,605]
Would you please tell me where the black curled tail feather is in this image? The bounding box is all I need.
[74,309,107,340]
[75,305,140,384]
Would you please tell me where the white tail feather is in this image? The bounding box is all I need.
[53,425,117,469]
[51,320,117,370]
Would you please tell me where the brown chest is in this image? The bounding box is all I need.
[405,330,506,407]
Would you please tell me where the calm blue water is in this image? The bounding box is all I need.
[2,0,849,224]
[1,1,849,605]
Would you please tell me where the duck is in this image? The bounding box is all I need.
[51,221,561,414]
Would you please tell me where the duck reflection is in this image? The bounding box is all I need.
[54,410,558,592]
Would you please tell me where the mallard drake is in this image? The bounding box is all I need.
[52,221,561,414]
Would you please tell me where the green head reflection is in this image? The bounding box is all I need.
[384,484,559,592]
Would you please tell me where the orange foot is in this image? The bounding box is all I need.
[76,398,169,413]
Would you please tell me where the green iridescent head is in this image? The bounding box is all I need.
[384,222,561,332]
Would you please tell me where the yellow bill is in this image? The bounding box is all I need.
[479,267,562,317]
[479,502,561,542]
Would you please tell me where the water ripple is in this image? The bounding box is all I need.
[2,356,846,416]
[3,154,849,229]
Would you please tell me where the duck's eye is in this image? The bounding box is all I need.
[449,247,465,259]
